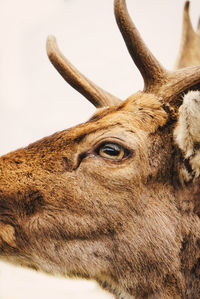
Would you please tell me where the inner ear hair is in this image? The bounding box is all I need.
[174,90,200,178]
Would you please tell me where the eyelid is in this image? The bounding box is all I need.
[76,138,133,168]
[93,137,132,151]
[94,141,132,161]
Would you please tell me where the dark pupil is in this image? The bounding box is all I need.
[103,143,121,156]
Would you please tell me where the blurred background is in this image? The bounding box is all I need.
[0,0,200,298]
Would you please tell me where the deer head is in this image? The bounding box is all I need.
[0,1,200,298]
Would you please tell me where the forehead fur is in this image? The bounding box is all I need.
[89,91,167,132]
[24,92,167,153]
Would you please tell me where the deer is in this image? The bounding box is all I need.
[0,0,200,298]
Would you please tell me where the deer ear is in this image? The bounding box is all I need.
[174,90,200,177]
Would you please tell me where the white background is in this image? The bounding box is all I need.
[0,0,200,298]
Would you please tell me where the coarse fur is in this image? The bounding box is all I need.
[174,91,200,178]
[0,1,200,298]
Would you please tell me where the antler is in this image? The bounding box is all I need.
[114,0,200,109]
[47,1,200,112]
[46,36,121,108]
[197,17,200,35]
[175,1,200,69]
[114,0,167,91]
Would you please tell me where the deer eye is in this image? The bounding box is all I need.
[96,142,130,161]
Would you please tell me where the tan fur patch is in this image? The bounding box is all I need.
[179,166,193,184]
[0,223,16,248]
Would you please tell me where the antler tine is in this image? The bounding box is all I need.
[175,1,200,69]
[47,2,200,114]
[156,1,200,108]
[46,35,121,108]
[197,17,200,35]
[114,0,167,92]
[114,0,200,112]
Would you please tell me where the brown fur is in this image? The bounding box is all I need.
[0,93,199,298]
[0,1,200,299]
